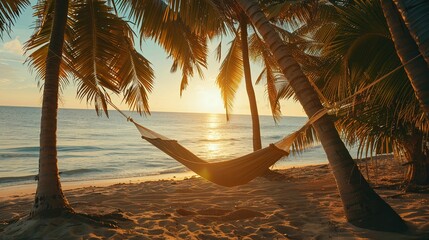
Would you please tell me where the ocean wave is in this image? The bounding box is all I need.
[198,138,241,143]
[267,135,286,140]
[143,163,168,168]
[0,174,36,184]
[0,168,104,184]
[58,146,104,152]
[0,153,39,159]
[59,168,102,176]
[159,166,188,174]
[3,146,39,152]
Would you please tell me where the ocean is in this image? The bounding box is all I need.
[0,106,334,188]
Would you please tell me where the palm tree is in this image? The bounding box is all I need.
[1,0,159,217]
[381,0,429,119]
[239,16,262,151]
[2,0,222,221]
[235,0,407,232]
[393,0,429,66]
[27,0,158,217]
[215,3,262,151]
[31,0,72,216]
[1,0,221,219]
[316,0,429,187]
[215,1,315,151]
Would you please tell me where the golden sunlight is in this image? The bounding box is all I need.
[197,89,224,114]
[205,114,222,158]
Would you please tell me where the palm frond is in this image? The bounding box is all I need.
[248,32,283,121]
[165,0,227,37]
[216,36,243,120]
[0,0,30,38]
[288,120,319,155]
[71,0,132,115]
[25,0,74,91]
[266,66,282,122]
[115,0,209,94]
[314,0,428,160]
[113,30,154,114]
[266,0,319,30]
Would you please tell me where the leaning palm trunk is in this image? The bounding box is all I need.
[236,0,407,232]
[393,0,429,66]
[30,0,72,217]
[240,16,262,151]
[381,0,429,120]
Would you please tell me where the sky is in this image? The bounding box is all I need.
[0,4,306,117]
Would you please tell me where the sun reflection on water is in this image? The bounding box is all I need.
[205,114,223,159]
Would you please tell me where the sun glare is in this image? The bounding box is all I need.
[205,114,222,158]
[197,90,224,114]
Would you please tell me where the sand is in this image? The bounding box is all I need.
[1,158,429,239]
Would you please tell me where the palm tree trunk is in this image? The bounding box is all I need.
[402,133,429,187]
[236,0,407,232]
[240,16,262,151]
[30,0,72,217]
[381,0,429,119]
[393,0,429,66]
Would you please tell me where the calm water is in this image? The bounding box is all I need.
[0,106,334,187]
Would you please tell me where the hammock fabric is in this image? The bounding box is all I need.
[132,121,297,187]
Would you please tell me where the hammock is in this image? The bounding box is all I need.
[108,54,421,188]
[129,109,326,187]
[133,122,287,187]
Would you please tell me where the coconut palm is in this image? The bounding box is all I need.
[23,0,156,217]
[312,0,429,186]
[235,0,407,232]
[381,0,429,120]
[214,2,262,151]
[30,0,72,216]
[215,1,321,150]
[393,0,429,66]
[3,0,213,218]
[265,0,429,186]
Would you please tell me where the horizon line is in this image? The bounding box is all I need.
[0,104,306,118]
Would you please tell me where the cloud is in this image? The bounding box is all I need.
[0,78,11,84]
[0,58,24,64]
[2,37,24,55]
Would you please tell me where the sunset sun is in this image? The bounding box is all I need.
[197,89,224,114]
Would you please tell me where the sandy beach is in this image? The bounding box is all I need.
[1,158,429,239]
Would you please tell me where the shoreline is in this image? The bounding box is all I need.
[1,160,429,239]
[0,161,321,199]
[0,171,196,200]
